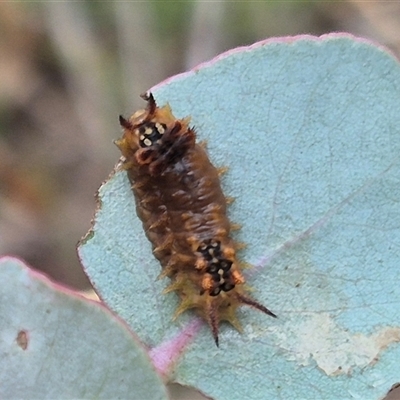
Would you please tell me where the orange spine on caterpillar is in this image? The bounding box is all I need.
[115,93,276,346]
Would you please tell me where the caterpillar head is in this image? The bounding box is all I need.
[116,93,195,175]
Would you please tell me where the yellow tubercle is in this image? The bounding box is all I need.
[232,269,245,285]
[225,197,235,205]
[217,166,229,176]
[230,223,242,231]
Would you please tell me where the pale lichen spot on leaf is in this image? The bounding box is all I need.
[270,313,400,375]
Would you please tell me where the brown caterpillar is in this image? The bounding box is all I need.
[116,93,276,346]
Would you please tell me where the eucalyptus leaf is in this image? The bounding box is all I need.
[0,257,168,400]
[78,34,400,400]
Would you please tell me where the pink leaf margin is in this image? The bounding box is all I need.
[152,33,398,94]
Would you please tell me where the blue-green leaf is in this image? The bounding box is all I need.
[78,34,400,400]
[0,257,168,400]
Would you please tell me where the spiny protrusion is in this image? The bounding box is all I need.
[214,227,228,237]
[153,234,173,255]
[232,269,245,285]
[198,140,207,149]
[114,138,124,149]
[119,115,133,130]
[163,279,185,294]
[173,298,197,321]
[148,213,168,231]
[158,253,193,279]
[206,299,220,347]
[238,261,253,270]
[217,166,229,176]
[234,241,247,251]
[225,196,235,205]
[156,261,176,280]
[121,159,134,170]
[156,269,169,280]
[140,92,157,115]
[222,246,235,260]
[139,195,160,208]
[131,180,147,190]
[235,293,277,318]
[230,222,241,231]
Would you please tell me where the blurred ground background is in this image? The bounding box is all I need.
[1,2,400,399]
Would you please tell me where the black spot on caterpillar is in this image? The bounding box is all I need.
[116,93,276,346]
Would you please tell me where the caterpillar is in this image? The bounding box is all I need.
[115,93,276,346]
